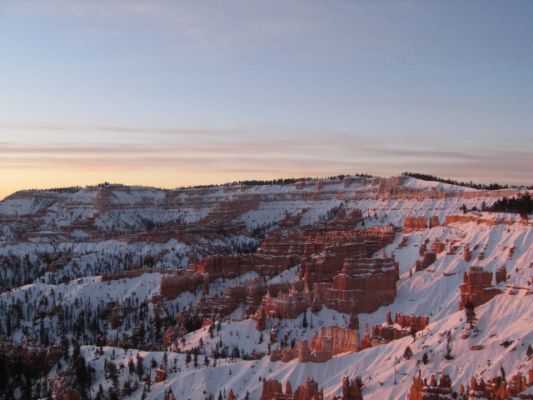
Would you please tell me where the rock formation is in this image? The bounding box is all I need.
[495,265,507,284]
[415,252,436,272]
[407,373,453,400]
[404,216,429,233]
[260,377,325,400]
[459,266,501,309]
[316,257,399,315]
[339,376,364,400]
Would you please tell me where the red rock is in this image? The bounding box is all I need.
[408,373,453,400]
[415,252,436,272]
[495,265,507,284]
[316,257,399,315]
[349,314,359,330]
[260,379,284,400]
[459,266,501,309]
[431,240,445,254]
[428,216,440,228]
[262,282,312,319]
[63,390,82,400]
[270,326,359,363]
[293,378,323,400]
[404,216,428,233]
[463,245,472,262]
[160,272,204,299]
[395,313,429,332]
[155,366,167,383]
[260,377,324,400]
[310,326,359,356]
[193,254,253,281]
[162,326,178,347]
[341,376,364,400]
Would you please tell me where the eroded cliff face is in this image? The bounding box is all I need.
[1,175,531,399]
[459,266,502,309]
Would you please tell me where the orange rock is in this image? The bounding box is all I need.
[459,266,501,309]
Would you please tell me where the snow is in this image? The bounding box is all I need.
[0,175,531,399]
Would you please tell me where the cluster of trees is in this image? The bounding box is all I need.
[487,193,532,217]
[402,172,508,191]
[319,203,345,222]
[176,173,373,190]
[17,174,377,196]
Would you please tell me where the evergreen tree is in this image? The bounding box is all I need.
[464,300,477,328]
[403,346,413,360]
[136,354,144,379]
[444,331,454,360]
[302,311,308,329]
[128,357,135,374]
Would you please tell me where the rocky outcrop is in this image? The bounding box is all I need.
[465,371,533,399]
[193,254,253,281]
[260,377,324,400]
[495,265,507,284]
[404,216,428,233]
[431,240,445,254]
[415,252,436,272]
[338,376,364,400]
[316,257,399,315]
[300,227,395,285]
[428,216,440,228]
[395,312,429,332]
[160,272,204,299]
[310,326,359,357]
[155,366,167,382]
[459,266,502,309]
[407,373,453,400]
[201,196,260,225]
[363,312,429,347]
[196,285,247,318]
[260,379,285,400]
[262,282,312,320]
[463,245,472,262]
[293,378,324,400]
[271,326,359,362]
[408,366,533,400]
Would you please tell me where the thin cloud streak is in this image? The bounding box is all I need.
[1,140,531,185]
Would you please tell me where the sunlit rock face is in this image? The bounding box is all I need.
[318,256,399,315]
[459,266,501,309]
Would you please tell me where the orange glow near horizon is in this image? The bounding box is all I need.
[1,125,532,200]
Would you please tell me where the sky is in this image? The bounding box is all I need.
[0,0,532,198]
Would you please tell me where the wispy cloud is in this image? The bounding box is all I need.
[1,121,531,186]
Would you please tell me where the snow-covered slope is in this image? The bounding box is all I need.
[0,175,530,399]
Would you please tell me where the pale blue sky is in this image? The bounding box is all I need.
[0,1,532,196]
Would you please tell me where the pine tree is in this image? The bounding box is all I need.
[403,346,413,360]
[444,331,454,360]
[464,300,477,328]
[136,354,144,379]
[302,311,308,329]
[128,357,135,374]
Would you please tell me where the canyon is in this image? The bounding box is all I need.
[0,175,531,399]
